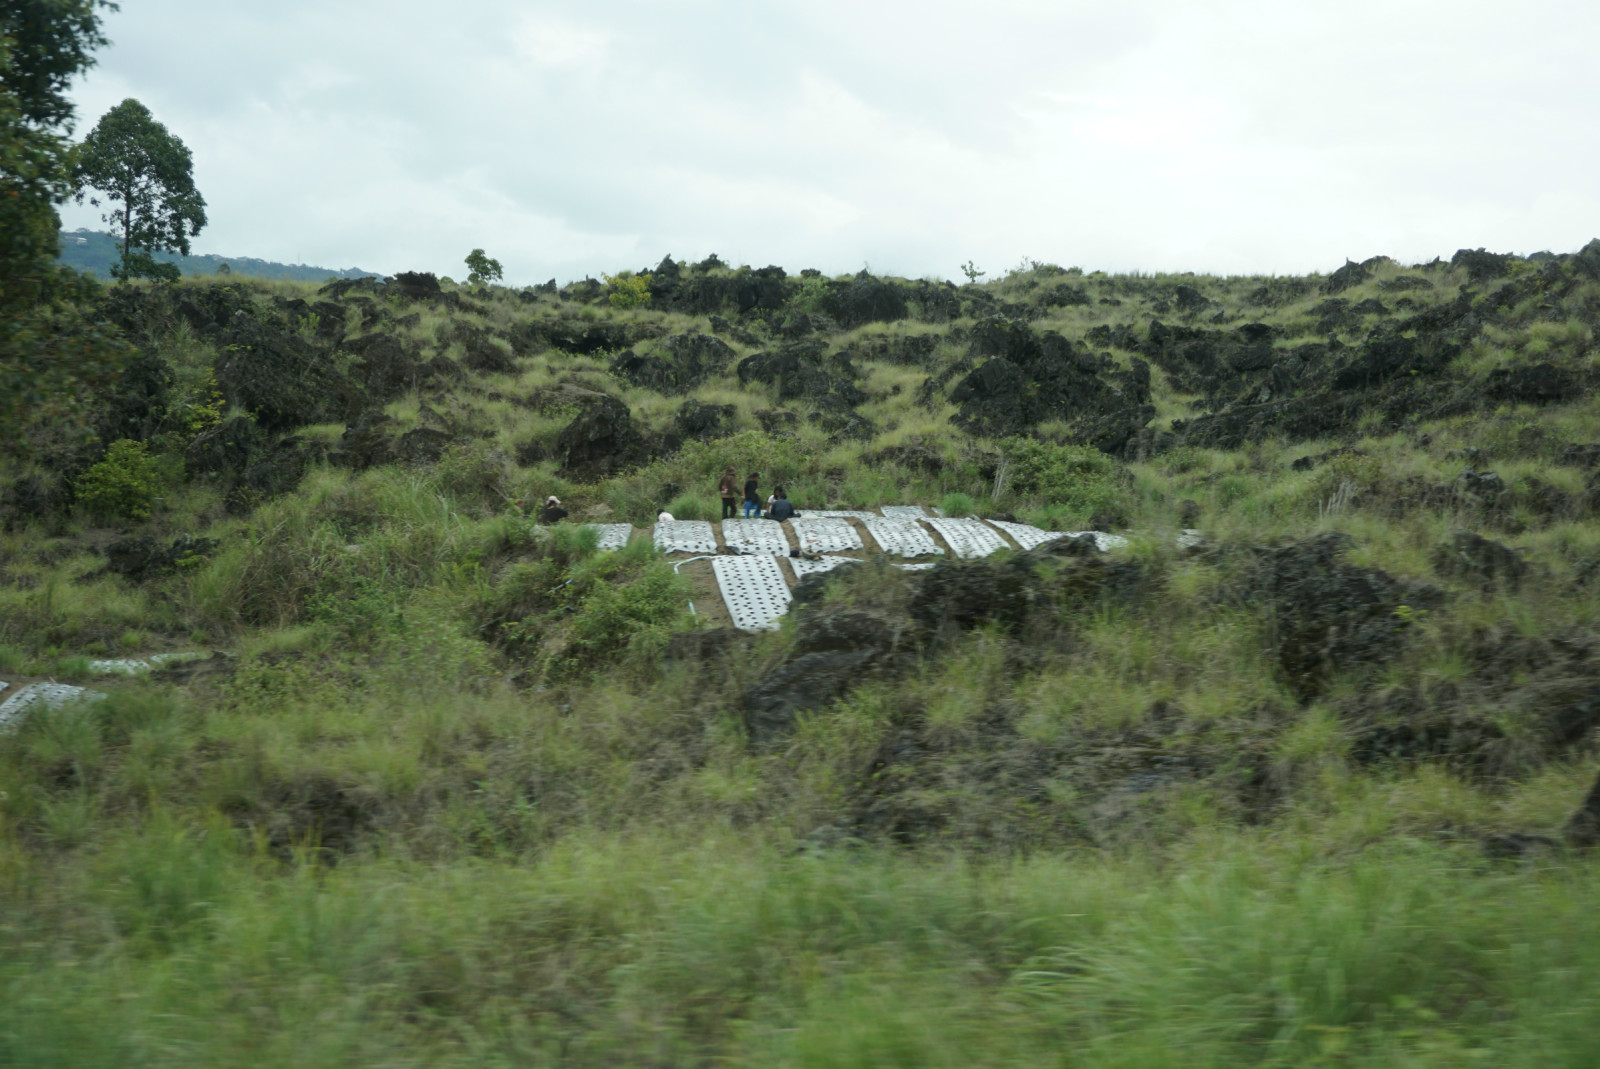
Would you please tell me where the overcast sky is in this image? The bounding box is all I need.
[57,0,1600,285]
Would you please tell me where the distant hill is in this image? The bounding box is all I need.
[57,229,378,282]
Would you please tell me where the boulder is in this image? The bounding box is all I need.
[1451,248,1513,282]
[611,333,736,394]
[1323,259,1372,294]
[1231,532,1441,701]
[743,610,909,743]
[674,399,736,441]
[1431,531,1527,589]
[1486,362,1579,404]
[555,395,645,481]
[185,415,267,477]
[105,534,219,581]
[331,411,397,470]
[215,311,356,432]
[389,271,442,301]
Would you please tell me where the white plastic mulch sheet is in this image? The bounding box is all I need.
[863,518,945,557]
[985,520,1129,553]
[1084,532,1130,551]
[584,523,632,551]
[722,519,791,555]
[804,510,877,521]
[654,520,718,555]
[985,518,1069,551]
[787,555,861,579]
[86,652,206,677]
[789,517,864,554]
[713,554,793,631]
[879,505,930,520]
[894,563,938,571]
[0,682,107,732]
[926,517,1009,559]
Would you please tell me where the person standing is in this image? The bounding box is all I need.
[743,471,761,518]
[718,466,740,519]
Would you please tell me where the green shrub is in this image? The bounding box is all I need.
[999,438,1120,514]
[940,491,976,517]
[568,560,687,660]
[790,274,832,315]
[665,492,716,521]
[75,438,163,520]
[604,272,652,309]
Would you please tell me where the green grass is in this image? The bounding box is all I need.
[3,253,1600,1062]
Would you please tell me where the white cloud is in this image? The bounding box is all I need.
[511,18,609,69]
[56,0,1600,283]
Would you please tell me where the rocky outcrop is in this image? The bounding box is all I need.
[215,311,357,432]
[1230,533,1441,701]
[611,333,736,394]
[555,395,645,481]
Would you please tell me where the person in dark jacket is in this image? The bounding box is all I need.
[537,495,568,523]
[768,486,796,522]
[718,466,740,519]
[742,472,761,518]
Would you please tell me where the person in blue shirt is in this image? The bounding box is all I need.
[742,472,761,518]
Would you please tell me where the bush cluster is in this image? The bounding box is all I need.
[74,438,164,520]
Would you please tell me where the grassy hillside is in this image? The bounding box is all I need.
[57,228,377,282]
[3,246,1600,1065]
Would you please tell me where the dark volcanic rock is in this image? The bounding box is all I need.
[395,427,454,464]
[673,399,736,441]
[389,271,442,300]
[456,330,517,374]
[1452,248,1513,282]
[332,411,397,470]
[1378,274,1435,292]
[1431,531,1527,589]
[1323,259,1372,294]
[555,395,645,481]
[737,341,867,411]
[97,352,174,444]
[106,534,219,581]
[216,311,356,432]
[185,416,268,477]
[821,271,910,327]
[1486,362,1579,405]
[1232,533,1441,701]
[1567,767,1600,847]
[344,333,425,401]
[611,333,736,394]
[947,315,1148,442]
[743,610,910,743]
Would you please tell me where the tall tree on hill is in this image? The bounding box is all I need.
[0,1,131,454]
[74,98,207,282]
